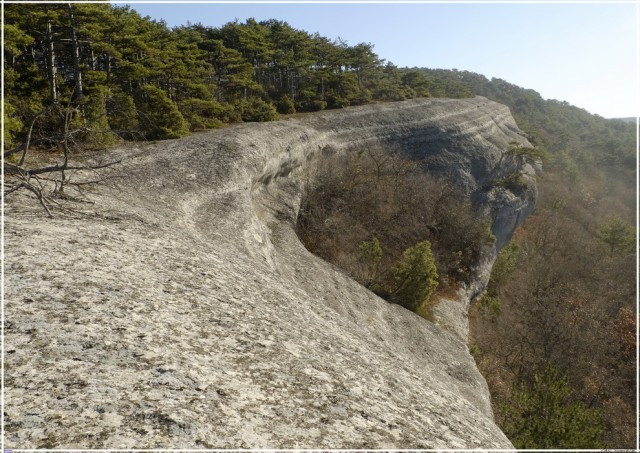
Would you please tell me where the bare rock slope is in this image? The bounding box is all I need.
[5,96,536,448]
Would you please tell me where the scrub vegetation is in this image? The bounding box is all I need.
[296,147,494,316]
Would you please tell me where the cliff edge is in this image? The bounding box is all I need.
[5,96,536,448]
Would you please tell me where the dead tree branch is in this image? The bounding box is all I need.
[3,99,121,217]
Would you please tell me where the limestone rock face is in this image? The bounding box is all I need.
[5,97,535,448]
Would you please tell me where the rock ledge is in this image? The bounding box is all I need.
[5,97,535,448]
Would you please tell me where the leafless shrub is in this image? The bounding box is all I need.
[296,145,494,309]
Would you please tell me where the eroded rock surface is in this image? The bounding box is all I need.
[5,96,535,448]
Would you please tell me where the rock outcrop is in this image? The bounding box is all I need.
[5,96,536,448]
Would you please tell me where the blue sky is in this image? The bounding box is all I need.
[119,1,639,118]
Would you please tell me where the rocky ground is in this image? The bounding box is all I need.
[4,97,535,448]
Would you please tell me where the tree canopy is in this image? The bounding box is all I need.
[4,4,473,149]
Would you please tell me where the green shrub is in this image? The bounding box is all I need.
[478,295,502,317]
[499,366,605,449]
[553,152,580,182]
[497,172,528,193]
[372,79,412,101]
[178,98,228,130]
[326,93,350,109]
[135,84,190,140]
[3,101,24,150]
[597,216,635,255]
[357,237,382,288]
[107,90,139,140]
[276,95,296,114]
[350,88,372,106]
[237,97,279,122]
[490,242,520,287]
[392,240,439,311]
[310,99,328,111]
[74,85,117,148]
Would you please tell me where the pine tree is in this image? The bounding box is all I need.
[135,84,190,139]
[392,240,439,311]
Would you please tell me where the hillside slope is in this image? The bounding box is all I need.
[5,97,534,448]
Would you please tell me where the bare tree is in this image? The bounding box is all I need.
[3,98,121,217]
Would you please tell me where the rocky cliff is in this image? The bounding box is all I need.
[5,96,536,448]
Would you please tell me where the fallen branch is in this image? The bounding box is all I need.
[4,157,121,217]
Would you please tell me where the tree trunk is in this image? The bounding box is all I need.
[46,20,58,102]
[67,3,83,100]
[106,37,114,84]
[106,54,111,84]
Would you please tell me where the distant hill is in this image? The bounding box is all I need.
[407,68,636,172]
[613,117,637,124]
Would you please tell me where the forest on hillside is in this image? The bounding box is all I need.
[3,3,471,151]
[4,3,637,450]
[450,70,637,449]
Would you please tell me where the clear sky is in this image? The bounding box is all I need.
[118,1,639,119]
